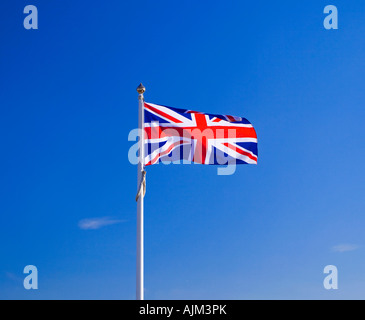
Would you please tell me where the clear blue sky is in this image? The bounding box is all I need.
[1,0,364,299]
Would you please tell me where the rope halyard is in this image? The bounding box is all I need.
[135,170,146,202]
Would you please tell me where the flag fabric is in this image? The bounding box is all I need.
[143,102,258,166]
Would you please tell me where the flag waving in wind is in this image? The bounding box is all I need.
[144,102,258,166]
[134,84,257,300]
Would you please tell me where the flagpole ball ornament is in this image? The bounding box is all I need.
[137,83,145,95]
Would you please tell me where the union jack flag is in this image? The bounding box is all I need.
[144,102,258,166]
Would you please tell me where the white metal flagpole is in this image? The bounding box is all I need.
[136,83,146,300]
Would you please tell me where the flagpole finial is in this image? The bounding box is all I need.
[137,83,145,94]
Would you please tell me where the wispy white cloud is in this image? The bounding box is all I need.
[78,217,125,230]
[331,244,360,253]
[5,272,23,283]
